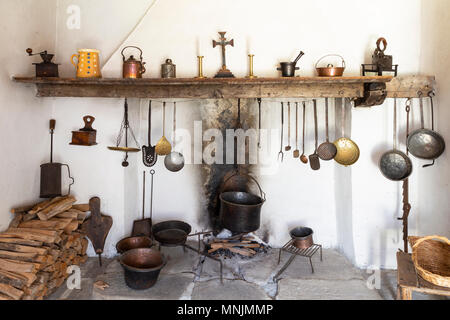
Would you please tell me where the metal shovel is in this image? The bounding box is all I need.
[132,171,152,237]
[142,100,157,167]
[309,100,321,170]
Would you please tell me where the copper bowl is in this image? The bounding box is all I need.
[120,248,164,290]
[290,227,314,249]
[116,236,153,254]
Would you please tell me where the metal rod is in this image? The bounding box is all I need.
[184,244,223,285]
[142,171,146,219]
[149,170,155,221]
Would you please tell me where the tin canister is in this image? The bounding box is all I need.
[71,49,101,78]
[161,59,176,78]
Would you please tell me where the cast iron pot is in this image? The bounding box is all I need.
[116,236,153,254]
[120,248,165,290]
[219,173,266,234]
[290,227,314,249]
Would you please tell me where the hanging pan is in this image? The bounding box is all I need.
[334,99,360,166]
[317,98,337,161]
[379,98,413,181]
[407,93,445,165]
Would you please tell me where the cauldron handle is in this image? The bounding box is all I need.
[221,172,266,202]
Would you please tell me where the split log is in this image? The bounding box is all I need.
[0,270,27,289]
[0,238,43,247]
[63,221,79,234]
[0,258,39,273]
[29,197,65,215]
[0,270,36,287]
[0,232,55,244]
[9,213,24,228]
[0,283,24,300]
[0,243,48,255]
[37,196,76,221]
[228,247,256,257]
[0,250,38,262]
[0,228,58,243]
[18,218,72,230]
[72,204,89,212]
[22,212,37,222]
[23,282,45,297]
[10,203,36,214]
[55,211,78,220]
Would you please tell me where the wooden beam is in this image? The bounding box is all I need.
[386,75,436,98]
[13,76,393,99]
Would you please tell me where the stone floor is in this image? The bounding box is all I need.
[47,243,445,300]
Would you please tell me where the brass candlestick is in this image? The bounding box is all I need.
[246,54,257,79]
[195,56,206,79]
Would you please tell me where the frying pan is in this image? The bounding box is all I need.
[151,220,192,247]
[379,98,412,181]
[334,98,360,166]
[407,94,445,163]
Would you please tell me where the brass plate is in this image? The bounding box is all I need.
[107,146,141,153]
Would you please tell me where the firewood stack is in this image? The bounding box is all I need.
[0,196,89,300]
[207,235,269,258]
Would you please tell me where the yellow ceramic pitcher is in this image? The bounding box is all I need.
[71,49,101,78]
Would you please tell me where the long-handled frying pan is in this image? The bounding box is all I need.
[379,98,413,181]
[407,93,445,166]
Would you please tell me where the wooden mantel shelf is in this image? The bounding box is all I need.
[13,76,393,99]
[13,75,435,100]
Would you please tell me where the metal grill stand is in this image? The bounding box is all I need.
[274,240,322,280]
[157,231,224,284]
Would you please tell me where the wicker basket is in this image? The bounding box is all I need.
[410,236,450,288]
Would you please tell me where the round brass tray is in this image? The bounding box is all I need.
[108,146,141,153]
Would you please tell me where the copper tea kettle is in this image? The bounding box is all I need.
[122,46,146,79]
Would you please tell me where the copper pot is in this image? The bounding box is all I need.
[315,54,346,77]
[122,46,146,79]
[290,227,314,249]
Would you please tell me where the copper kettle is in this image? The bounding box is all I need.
[122,46,146,79]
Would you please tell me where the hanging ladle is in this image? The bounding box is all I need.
[108,98,141,167]
[155,102,172,156]
[164,102,185,172]
[278,102,285,162]
[300,101,308,164]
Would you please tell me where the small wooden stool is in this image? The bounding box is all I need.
[397,251,450,300]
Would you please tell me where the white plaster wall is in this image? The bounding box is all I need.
[417,0,450,238]
[0,0,56,230]
[3,0,446,268]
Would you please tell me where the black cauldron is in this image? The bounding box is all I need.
[219,173,265,234]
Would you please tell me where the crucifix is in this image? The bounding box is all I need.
[212,31,235,78]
